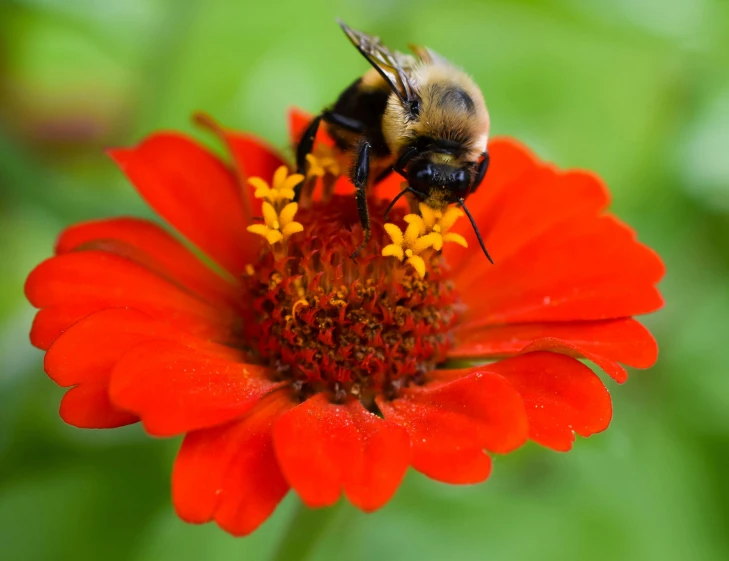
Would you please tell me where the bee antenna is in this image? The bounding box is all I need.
[458,198,494,264]
[384,187,417,220]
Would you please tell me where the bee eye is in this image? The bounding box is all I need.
[409,99,421,117]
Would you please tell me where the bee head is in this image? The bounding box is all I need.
[407,158,471,208]
[385,155,494,264]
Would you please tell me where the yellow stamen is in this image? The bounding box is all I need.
[384,223,404,246]
[444,232,468,248]
[411,232,440,254]
[418,203,438,229]
[416,201,468,250]
[282,222,304,238]
[278,202,299,226]
[305,154,325,178]
[246,171,304,246]
[305,147,341,179]
[439,206,464,232]
[272,166,288,188]
[382,244,404,260]
[261,201,279,228]
[381,221,435,278]
[248,166,304,205]
[247,224,271,237]
[404,219,424,247]
[381,198,468,277]
[406,255,426,278]
[265,230,284,245]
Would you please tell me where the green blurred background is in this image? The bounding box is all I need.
[1,0,728,559]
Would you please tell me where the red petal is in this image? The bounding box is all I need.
[25,251,235,350]
[445,138,664,323]
[377,371,528,484]
[343,400,411,511]
[30,305,100,350]
[59,383,137,429]
[44,308,248,428]
[450,318,658,383]
[272,395,410,511]
[109,340,282,437]
[173,390,293,537]
[45,308,244,387]
[288,107,334,147]
[445,137,540,272]
[487,352,612,451]
[467,137,540,216]
[56,217,241,311]
[372,173,410,211]
[194,113,287,221]
[456,215,664,324]
[272,394,353,507]
[408,448,492,484]
[108,133,255,275]
[332,175,354,195]
[446,138,607,271]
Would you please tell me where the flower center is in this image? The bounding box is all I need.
[241,195,459,404]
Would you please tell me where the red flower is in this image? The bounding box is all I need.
[25,109,664,536]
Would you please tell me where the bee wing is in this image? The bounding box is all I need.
[408,44,450,66]
[337,20,416,105]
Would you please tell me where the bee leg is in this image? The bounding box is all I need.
[322,110,365,133]
[350,140,372,261]
[374,145,418,185]
[393,145,418,177]
[293,114,322,202]
[470,151,490,194]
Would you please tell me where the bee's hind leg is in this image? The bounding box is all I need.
[350,140,372,261]
[294,114,322,202]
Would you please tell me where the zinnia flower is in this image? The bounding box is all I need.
[25,108,664,536]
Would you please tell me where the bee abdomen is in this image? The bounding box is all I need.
[327,77,391,158]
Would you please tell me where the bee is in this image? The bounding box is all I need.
[295,20,492,261]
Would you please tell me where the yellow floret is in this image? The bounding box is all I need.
[248,166,304,204]
[404,250,426,278]
[381,199,469,277]
[247,200,303,246]
[305,150,340,179]
[382,222,438,278]
[415,202,468,250]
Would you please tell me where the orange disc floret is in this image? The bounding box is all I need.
[241,197,458,403]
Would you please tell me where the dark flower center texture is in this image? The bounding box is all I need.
[241,196,459,404]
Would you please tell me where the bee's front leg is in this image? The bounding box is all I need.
[350,139,372,261]
[393,145,418,178]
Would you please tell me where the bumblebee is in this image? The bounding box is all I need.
[295,20,492,261]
